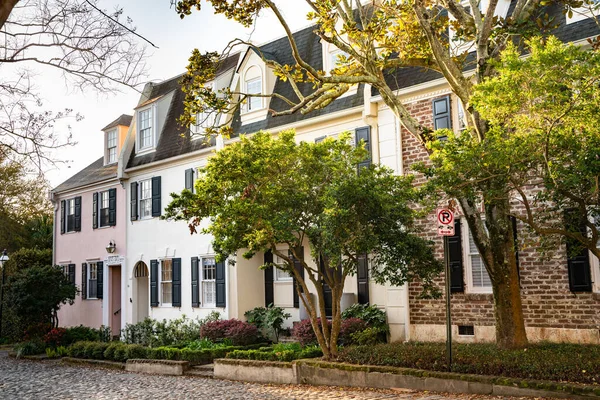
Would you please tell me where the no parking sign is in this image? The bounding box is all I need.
[437,208,454,236]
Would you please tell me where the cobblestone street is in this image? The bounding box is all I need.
[0,351,551,400]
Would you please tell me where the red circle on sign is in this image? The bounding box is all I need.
[437,209,454,225]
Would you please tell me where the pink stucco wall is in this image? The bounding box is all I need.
[54,181,127,330]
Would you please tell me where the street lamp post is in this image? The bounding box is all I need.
[0,249,9,338]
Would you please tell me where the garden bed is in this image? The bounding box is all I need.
[226,342,322,362]
[338,342,600,385]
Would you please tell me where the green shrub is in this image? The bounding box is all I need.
[56,346,69,357]
[244,304,291,342]
[125,344,147,360]
[122,314,215,347]
[67,341,89,358]
[62,325,102,345]
[341,304,388,335]
[91,342,109,359]
[272,342,302,353]
[349,327,385,346]
[227,342,322,362]
[298,345,323,359]
[45,348,58,358]
[339,342,600,385]
[15,340,45,357]
[103,342,125,361]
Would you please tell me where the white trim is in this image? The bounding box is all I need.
[159,258,173,307]
[136,105,155,152]
[138,178,153,220]
[460,219,493,294]
[52,179,119,197]
[566,2,599,24]
[200,256,217,307]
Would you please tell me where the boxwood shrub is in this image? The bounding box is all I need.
[339,342,600,385]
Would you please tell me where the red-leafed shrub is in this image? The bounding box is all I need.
[292,318,331,346]
[43,327,67,348]
[200,319,260,345]
[339,318,368,345]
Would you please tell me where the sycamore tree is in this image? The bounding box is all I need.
[466,37,600,258]
[173,0,600,348]
[164,131,441,358]
[0,0,149,169]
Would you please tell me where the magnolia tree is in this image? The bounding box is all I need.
[164,131,441,358]
[173,0,600,348]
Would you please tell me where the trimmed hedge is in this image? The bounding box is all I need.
[67,341,268,365]
[227,345,323,362]
[339,342,600,385]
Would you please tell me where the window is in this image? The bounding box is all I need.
[88,263,98,299]
[161,259,173,305]
[107,130,117,164]
[99,191,110,227]
[192,109,216,135]
[457,99,467,132]
[202,257,216,306]
[138,108,153,150]
[66,198,76,232]
[273,254,292,282]
[139,179,152,219]
[464,222,492,292]
[329,49,349,71]
[246,77,262,112]
[566,1,599,24]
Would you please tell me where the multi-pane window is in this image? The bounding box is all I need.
[139,179,152,219]
[467,227,492,291]
[66,199,76,232]
[457,100,467,131]
[329,49,349,70]
[161,259,173,305]
[107,130,117,163]
[274,254,292,281]
[202,258,216,306]
[88,263,98,299]
[99,190,110,227]
[139,109,153,149]
[246,78,262,111]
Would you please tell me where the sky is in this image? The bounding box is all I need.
[44,0,313,187]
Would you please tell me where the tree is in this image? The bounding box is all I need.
[174,0,599,348]
[164,131,441,358]
[1,0,149,169]
[5,264,76,329]
[467,37,600,258]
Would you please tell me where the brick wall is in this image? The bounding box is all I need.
[402,96,600,335]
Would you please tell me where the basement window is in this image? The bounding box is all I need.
[458,325,475,336]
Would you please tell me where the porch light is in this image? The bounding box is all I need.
[106,240,116,254]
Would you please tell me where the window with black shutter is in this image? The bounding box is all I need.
[74,196,81,232]
[264,251,274,307]
[291,247,304,308]
[433,96,452,140]
[565,210,593,292]
[446,220,464,293]
[355,127,371,171]
[65,198,77,233]
[98,191,110,227]
[150,259,159,307]
[60,200,66,234]
[191,257,200,307]
[81,263,87,300]
[185,168,195,192]
[68,264,75,285]
[92,193,98,229]
[151,176,162,217]
[172,258,181,307]
[130,182,138,221]
[96,261,103,299]
[215,260,226,308]
[357,254,370,304]
[108,188,117,226]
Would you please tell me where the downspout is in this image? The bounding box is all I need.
[49,190,58,266]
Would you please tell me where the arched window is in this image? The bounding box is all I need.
[244,65,263,112]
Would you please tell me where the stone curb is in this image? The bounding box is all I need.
[61,357,125,370]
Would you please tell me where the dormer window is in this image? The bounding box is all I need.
[191,85,217,136]
[138,108,153,150]
[329,49,349,72]
[244,66,263,112]
[106,129,117,164]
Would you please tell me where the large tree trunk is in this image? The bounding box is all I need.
[0,0,18,31]
[492,257,527,348]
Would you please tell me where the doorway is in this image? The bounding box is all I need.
[133,261,149,323]
[110,265,122,335]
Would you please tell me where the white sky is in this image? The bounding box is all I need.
[44,0,312,187]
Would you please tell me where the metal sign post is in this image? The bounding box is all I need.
[437,209,454,372]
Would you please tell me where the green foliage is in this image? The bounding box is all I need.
[244,304,291,342]
[341,304,389,333]
[349,327,385,347]
[2,248,52,275]
[4,265,76,331]
[227,342,323,362]
[339,342,600,385]
[14,339,45,357]
[121,315,207,347]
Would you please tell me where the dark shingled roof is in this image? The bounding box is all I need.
[101,114,133,131]
[53,157,117,193]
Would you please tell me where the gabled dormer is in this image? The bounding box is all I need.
[236,47,277,125]
[101,114,132,166]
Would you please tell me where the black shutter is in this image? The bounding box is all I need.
[172,258,181,307]
[565,211,592,292]
[433,95,452,132]
[355,127,372,171]
[81,263,87,300]
[150,259,159,307]
[60,200,66,234]
[191,257,200,307]
[68,264,75,285]
[74,196,82,232]
[291,247,304,308]
[151,176,161,217]
[108,188,117,226]
[215,260,226,308]
[92,193,98,229]
[185,168,194,192]
[264,251,274,306]
[130,182,138,221]
[446,221,464,293]
[357,254,370,304]
[97,261,104,300]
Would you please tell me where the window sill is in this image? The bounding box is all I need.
[274,280,293,284]
[63,231,79,235]
[86,297,99,301]
[96,225,114,230]
[136,147,156,156]
[464,292,493,301]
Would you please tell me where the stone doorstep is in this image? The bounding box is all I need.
[186,364,215,378]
